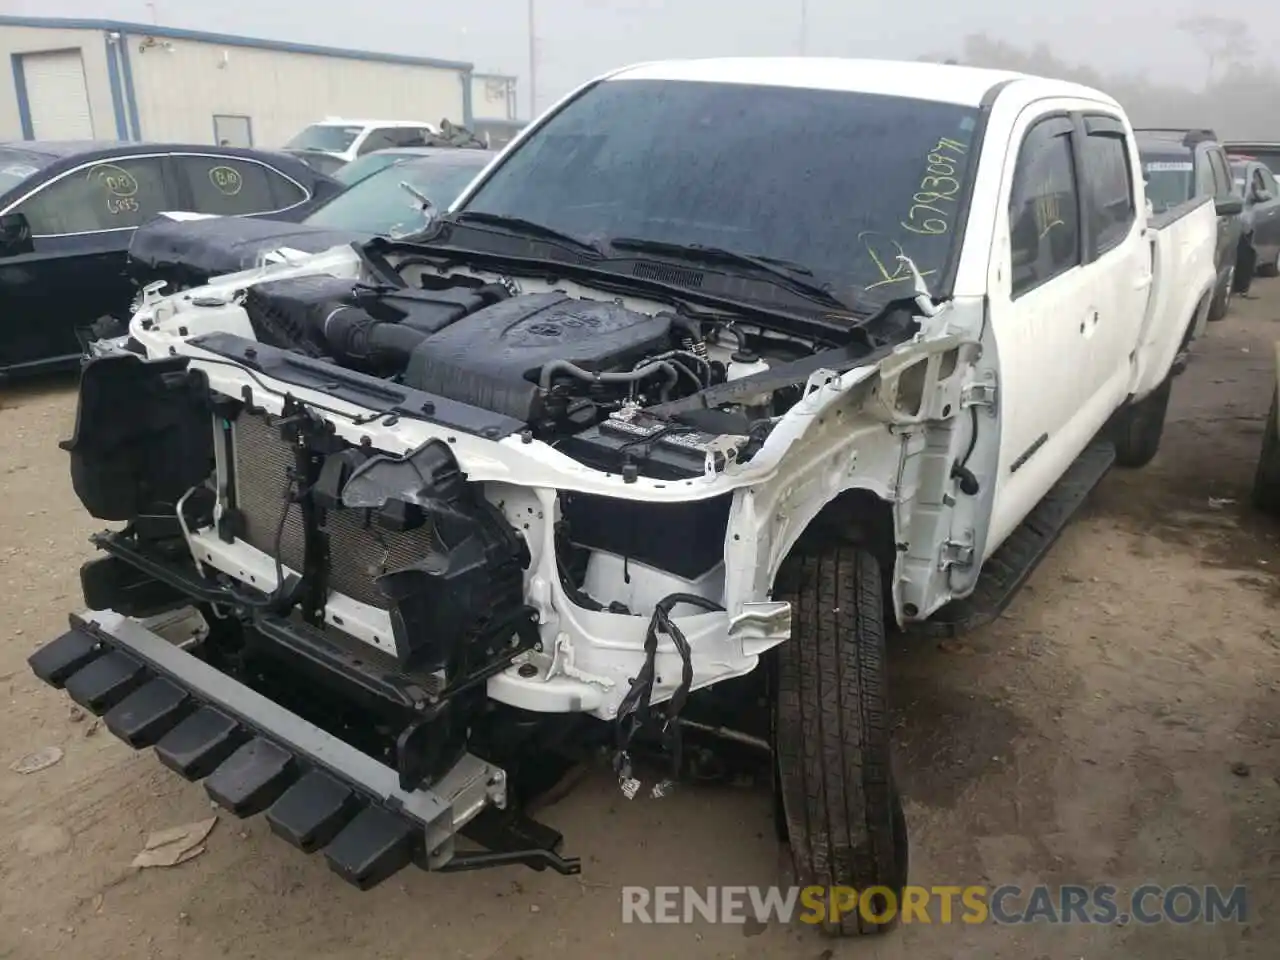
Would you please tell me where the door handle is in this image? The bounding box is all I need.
[1080,311,1100,335]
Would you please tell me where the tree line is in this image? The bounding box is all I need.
[925,23,1278,140]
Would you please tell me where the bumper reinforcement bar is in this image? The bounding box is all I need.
[29,610,581,887]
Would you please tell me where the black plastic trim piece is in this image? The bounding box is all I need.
[186,332,526,439]
[69,611,451,828]
[1010,432,1048,474]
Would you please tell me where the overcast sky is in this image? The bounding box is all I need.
[9,0,1262,117]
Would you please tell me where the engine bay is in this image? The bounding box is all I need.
[167,263,916,481]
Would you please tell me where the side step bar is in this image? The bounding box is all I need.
[29,610,581,887]
[920,438,1116,637]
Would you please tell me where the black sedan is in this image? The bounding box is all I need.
[0,140,342,378]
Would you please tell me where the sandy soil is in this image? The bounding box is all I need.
[2,289,1280,960]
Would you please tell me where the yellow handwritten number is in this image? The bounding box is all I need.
[899,138,968,236]
[209,166,243,196]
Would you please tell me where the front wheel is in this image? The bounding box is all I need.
[1111,376,1173,468]
[773,546,908,937]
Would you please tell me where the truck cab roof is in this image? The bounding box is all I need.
[606,57,1113,109]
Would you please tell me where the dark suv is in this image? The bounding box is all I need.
[1136,128,1245,319]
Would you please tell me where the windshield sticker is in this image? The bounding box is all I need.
[901,137,968,236]
[88,163,140,215]
[0,163,39,179]
[208,165,243,196]
[1144,161,1193,172]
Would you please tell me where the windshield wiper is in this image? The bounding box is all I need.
[606,236,850,309]
[444,211,604,257]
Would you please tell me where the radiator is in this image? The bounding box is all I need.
[231,414,436,610]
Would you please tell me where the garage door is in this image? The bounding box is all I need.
[21,50,94,140]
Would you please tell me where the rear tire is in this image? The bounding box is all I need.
[1208,266,1233,321]
[1252,392,1280,515]
[773,546,908,937]
[1259,248,1280,279]
[1237,239,1259,291]
[1111,376,1173,468]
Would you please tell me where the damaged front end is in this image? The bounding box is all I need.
[39,255,997,887]
[43,351,581,885]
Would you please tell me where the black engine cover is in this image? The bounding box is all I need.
[402,293,672,422]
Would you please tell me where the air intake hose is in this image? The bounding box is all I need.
[319,305,431,369]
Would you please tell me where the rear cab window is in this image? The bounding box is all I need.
[1139,144,1195,214]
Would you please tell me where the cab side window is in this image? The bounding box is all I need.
[1009,118,1081,298]
[17,157,173,235]
[1081,126,1135,254]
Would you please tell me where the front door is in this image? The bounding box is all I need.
[0,154,176,372]
[985,108,1103,555]
[1252,165,1280,266]
[1206,146,1238,283]
[0,233,133,372]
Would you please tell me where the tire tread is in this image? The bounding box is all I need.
[774,546,904,936]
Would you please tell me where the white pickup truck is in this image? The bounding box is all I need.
[33,59,1219,935]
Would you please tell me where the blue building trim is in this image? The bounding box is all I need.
[461,71,474,127]
[9,54,33,140]
[102,34,128,139]
[0,15,474,72]
[115,31,142,139]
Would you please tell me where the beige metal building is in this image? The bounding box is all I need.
[0,15,519,147]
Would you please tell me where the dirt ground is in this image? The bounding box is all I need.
[2,290,1280,960]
